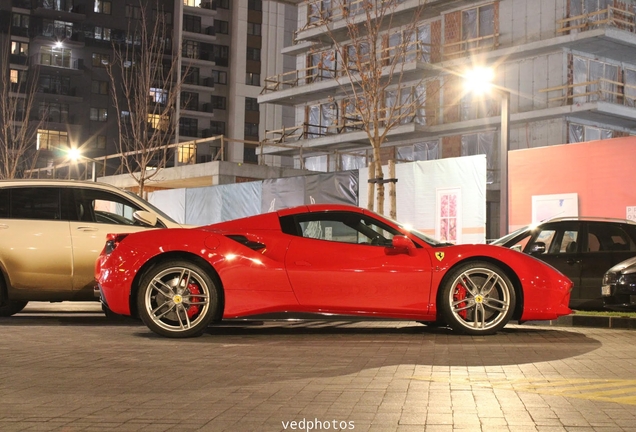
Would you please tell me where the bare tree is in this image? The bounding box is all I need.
[0,37,43,179]
[106,0,185,197]
[311,0,429,216]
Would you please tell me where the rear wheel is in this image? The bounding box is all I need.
[0,299,28,317]
[439,261,515,335]
[137,260,219,338]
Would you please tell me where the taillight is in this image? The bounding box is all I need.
[104,233,129,255]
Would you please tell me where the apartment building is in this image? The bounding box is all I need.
[1,0,291,183]
[258,0,636,237]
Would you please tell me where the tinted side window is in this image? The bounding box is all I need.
[283,211,401,246]
[71,188,148,226]
[524,222,581,255]
[586,223,636,252]
[10,187,61,220]
[0,189,8,218]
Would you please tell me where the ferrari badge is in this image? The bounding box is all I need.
[435,252,445,261]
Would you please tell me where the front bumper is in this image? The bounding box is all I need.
[602,271,636,311]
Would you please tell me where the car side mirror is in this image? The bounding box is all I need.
[392,235,415,252]
[133,210,158,227]
[529,242,546,255]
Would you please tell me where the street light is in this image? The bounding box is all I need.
[67,148,97,182]
[463,67,510,237]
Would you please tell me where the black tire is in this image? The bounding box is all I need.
[418,320,446,328]
[0,299,28,317]
[439,261,515,335]
[137,260,219,338]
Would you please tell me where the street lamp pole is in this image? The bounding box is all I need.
[499,89,510,237]
[463,67,511,238]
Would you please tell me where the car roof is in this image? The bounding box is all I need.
[541,216,636,225]
[0,179,124,192]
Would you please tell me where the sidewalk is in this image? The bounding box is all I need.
[527,312,636,329]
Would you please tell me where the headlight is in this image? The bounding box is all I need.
[603,272,617,285]
[618,274,636,286]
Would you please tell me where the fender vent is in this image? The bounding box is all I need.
[225,235,266,251]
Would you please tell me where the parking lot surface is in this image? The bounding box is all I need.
[1,303,636,431]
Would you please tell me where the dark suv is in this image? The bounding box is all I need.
[492,218,636,310]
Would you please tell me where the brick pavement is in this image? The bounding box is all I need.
[1,303,636,431]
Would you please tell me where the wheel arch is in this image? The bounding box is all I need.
[0,266,8,303]
[129,251,225,320]
[436,256,524,321]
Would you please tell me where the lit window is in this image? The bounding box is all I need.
[37,130,68,150]
[178,144,195,164]
[94,0,112,14]
[147,114,169,131]
[149,88,168,104]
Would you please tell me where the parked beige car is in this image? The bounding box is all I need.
[0,180,183,316]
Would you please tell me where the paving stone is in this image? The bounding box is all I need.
[2,306,636,431]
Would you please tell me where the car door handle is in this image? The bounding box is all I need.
[76,226,99,232]
[566,259,581,265]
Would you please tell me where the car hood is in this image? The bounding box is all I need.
[608,255,636,275]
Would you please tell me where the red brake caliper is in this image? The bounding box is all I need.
[454,282,467,319]
[187,283,201,318]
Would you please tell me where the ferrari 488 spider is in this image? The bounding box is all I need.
[95,204,572,338]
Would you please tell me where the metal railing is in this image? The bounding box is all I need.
[557,5,636,33]
[261,42,430,94]
[23,135,300,181]
[540,78,636,107]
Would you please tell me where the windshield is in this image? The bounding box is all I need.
[404,227,449,246]
[364,209,447,246]
[124,190,179,225]
[490,225,530,245]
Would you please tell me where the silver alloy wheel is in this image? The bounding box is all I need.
[447,267,511,331]
[143,266,211,333]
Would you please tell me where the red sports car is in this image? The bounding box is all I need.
[95,204,572,338]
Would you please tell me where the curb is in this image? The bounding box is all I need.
[526,315,636,329]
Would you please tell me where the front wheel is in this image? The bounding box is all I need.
[439,261,516,335]
[137,260,219,338]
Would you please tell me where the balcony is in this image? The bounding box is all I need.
[36,85,82,103]
[12,0,32,8]
[558,5,635,34]
[183,0,217,16]
[182,27,217,43]
[295,0,471,45]
[182,50,216,66]
[181,102,214,117]
[9,54,29,66]
[183,76,215,91]
[539,78,636,129]
[262,98,423,150]
[32,0,86,21]
[259,42,431,105]
[32,27,85,48]
[30,54,83,73]
[9,26,30,38]
[30,114,77,125]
